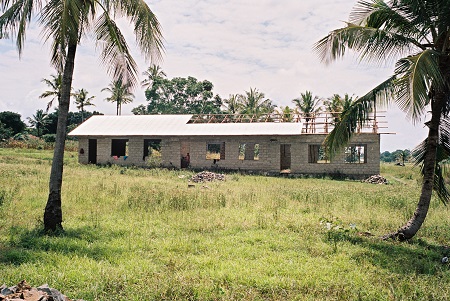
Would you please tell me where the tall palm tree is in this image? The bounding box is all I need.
[240,88,274,116]
[315,0,450,240]
[73,88,95,122]
[292,91,321,133]
[141,65,166,89]
[27,109,50,137]
[0,0,163,231]
[102,79,135,116]
[40,74,63,112]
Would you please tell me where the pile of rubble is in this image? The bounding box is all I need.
[363,174,388,185]
[190,171,226,183]
[0,280,84,301]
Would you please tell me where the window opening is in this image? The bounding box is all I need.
[239,143,260,160]
[344,144,367,163]
[206,142,225,160]
[308,145,329,163]
[111,139,128,157]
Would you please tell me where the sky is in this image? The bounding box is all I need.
[0,0,429,151]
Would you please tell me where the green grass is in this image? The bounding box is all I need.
[1,148,450,300]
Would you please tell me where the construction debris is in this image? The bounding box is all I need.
[190,171,225,183]
[0,281,85,301]
[363,175,388,185]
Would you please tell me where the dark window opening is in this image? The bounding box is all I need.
[344,144,367,163]
[207,142,225,160]
[308,145,329,163]
[111,139,128,157]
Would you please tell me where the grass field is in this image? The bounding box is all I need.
[1,147,450,300]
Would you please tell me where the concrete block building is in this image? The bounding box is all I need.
[69,114,380,179]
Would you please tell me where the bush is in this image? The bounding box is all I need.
[42,134,57,143]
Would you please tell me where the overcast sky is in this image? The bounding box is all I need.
[0,0,428,151]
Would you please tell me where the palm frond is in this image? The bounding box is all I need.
[394,49,446,122]
[95,12,138,88]
[314,22,421,65]
[324,76,395,157]
[350,0,428,43]
[0,0,40,55]
[112,0,164,62]
[39,0,82,71]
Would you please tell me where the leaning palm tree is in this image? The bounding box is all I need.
[292,91,321,133]
[315,0,450,240]
[73,88,95,122]
[0,0,163,231]
[39,74,63,112]
[141,65,166,89]
[102,79,135,116]
[27,109,50,137]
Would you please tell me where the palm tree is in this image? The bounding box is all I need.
[27,109,50,137]
[315,0,450,240]
[1,0,163,231]
[141,65,166,89]
[240,88,274,117]
[397,149,411,166]
[276,106,295,122]
[292,91,321,133]
[222,94,243,115]
[39,74,63,112]
[102,79,135,116]
[324,94,343,125]
[73,89,95,122]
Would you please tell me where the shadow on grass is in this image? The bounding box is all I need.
[325,231,448,275]
[0,225,126,265]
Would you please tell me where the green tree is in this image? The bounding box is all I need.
[0,111,26,136]
[135,76,222,114]
[102,80,135,116]
[73,89,95,122]
[240,88,274,116]
[292,91,321,133]
[222,94,243,115]
[315,0,450,240]
[0,0,163,231]
[39,74,63,112]
[277,106,295,122]
[141,65,166,89]
[27,109,50,137]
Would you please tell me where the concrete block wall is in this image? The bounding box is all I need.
[77,138,89,164]
[75,133,380,178]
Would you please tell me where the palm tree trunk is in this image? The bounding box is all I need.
[44,43,77,232]
[384,91,444,241]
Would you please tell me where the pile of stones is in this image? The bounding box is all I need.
[0,281,85,301]
[190,171,226,183]
[363,174,388,184]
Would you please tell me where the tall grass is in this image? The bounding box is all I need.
[0,148,449,300]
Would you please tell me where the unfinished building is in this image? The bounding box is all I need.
[68,113,382,179]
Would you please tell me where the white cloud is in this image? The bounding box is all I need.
[0,0,428,151]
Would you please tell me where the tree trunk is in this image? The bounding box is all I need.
[383,91,444,241]
[44,43,77,232]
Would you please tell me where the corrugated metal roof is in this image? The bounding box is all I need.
[68,115,303,136]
